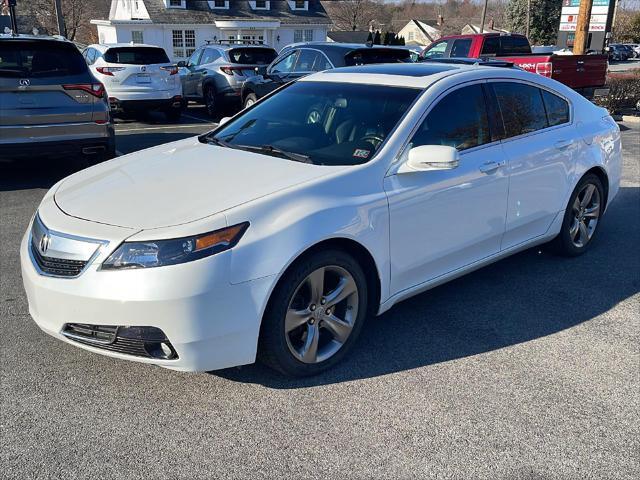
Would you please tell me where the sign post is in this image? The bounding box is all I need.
[573,0,593,54]
[557,0,615,53]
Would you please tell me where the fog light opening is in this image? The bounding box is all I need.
[144,341,177,360]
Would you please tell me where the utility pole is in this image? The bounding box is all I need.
[479,0,488,33]
[7,0,18,34]
[54,0,65,37]
[525,0,531,38]
[573,0,593,54]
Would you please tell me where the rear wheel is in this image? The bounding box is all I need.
[244,92,257,109]
[258,250,368,377]
[549,173,604,256]
[204,86,217,117]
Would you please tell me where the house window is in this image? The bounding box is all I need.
[304,29,313,41]
[213,0,226,6]
[294,30,303,43]
[131,31,144,44]
[295,0,305,8]
[173,29,196,59]
[408,31,414,41]
[256,0,267,7]
[169,0,182,6]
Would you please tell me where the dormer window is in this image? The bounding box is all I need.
[287,0,307,10]
[249,0,269,9]
[169,0,182,6]
[209,0,229,9]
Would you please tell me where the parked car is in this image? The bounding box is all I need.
[421,33,609,98]
[84,43,183,121]
[0,34,114,166]
[607,44,631,61]
[21,62,621,377]
[178,41,277,116]
[241,42,413,109]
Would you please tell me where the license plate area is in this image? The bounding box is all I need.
[136,74,151,84]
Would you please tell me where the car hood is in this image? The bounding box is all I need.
[54,137,336,229]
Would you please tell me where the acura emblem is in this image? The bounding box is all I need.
[19,79,30,86]
[39,233,51,255]
[141,66,146,72]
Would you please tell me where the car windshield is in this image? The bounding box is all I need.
[0,40,87,78]
[104,47,170,65]
[207,81,420,166]
[228,48,277,65]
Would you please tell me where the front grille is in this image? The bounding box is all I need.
[31,243,87,277]
[62,324,178,360]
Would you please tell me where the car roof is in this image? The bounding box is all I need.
[203,43,276,50]
[286,42,410,53]
[0,34,70,42]
[300,62,546,90]
[89,43,167,52]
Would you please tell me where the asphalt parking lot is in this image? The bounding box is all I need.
[1,116,638,479]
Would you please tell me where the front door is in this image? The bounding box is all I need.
[385,83,509,295]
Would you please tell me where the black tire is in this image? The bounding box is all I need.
[243,92,258,109]
[204,85,217,117]
[548,173,605,257]
[258,249,369,377]
[164,106,182,123]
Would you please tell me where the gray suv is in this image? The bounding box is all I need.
[178,41,277,117]
[0,35,115,166]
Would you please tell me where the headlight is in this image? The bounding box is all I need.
[101,223,249,270]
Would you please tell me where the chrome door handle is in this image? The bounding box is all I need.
[479,161,502,174]
[555,139,572,150]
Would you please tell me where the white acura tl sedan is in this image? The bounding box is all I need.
[21,63,622,377]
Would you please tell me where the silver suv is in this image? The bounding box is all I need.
[0,35,115,166]
[178,41,277,117]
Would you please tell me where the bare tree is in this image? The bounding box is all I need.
[323,0,382,31]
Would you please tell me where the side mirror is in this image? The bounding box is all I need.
[218,117,231,126]
[398,145,460,173]
[176,60,186,68]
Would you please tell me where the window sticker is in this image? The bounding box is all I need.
[353,149,370,159]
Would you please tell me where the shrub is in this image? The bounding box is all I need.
[594,71,640,113]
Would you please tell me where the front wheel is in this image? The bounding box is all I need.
[258,250,369,377]
[549,173,604,256]
[204,86,217,117]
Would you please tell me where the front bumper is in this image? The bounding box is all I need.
[20,216,275,372]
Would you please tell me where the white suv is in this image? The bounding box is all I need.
[83,43,183,121]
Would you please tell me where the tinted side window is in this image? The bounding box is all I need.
[541,90,570,126]
[270,52,297,74]
[492,82,548,138]
[450,39,472,57]
[411,84,491,151]
[499,36,530,55]
[187,49,203,67]
[294,50,318,72]
[481,37,500,56]
[313,52,332,71]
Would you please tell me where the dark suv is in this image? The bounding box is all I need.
[241,42,413,109]
[178,41,277,116]
[0,35,114,166]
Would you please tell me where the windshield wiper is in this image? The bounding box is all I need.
[237,144,311,163]
[202,136,232,148]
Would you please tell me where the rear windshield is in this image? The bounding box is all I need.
[104,47,170,65]
[228,48,278,65]
[0,40,87,78]
[345,48,412,66]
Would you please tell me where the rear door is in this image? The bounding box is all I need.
[101,47,174,94]
[0,39,96,130]
[489,81,575,249]
[226,47,278,77]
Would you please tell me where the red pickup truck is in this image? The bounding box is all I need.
[421,33,608,97]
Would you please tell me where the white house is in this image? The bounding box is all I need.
[397,19,441,46]
[91,0,332,61]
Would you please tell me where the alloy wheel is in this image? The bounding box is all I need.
[285,265,359,364]
[570,183,601,248]
[205,89,216,116]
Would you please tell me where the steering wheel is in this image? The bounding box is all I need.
[360,134,385,149]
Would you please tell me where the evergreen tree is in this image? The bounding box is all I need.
[505,0,563,45]
[367,31,373,43]
[374,30,382,45]
[383,31,390,45]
